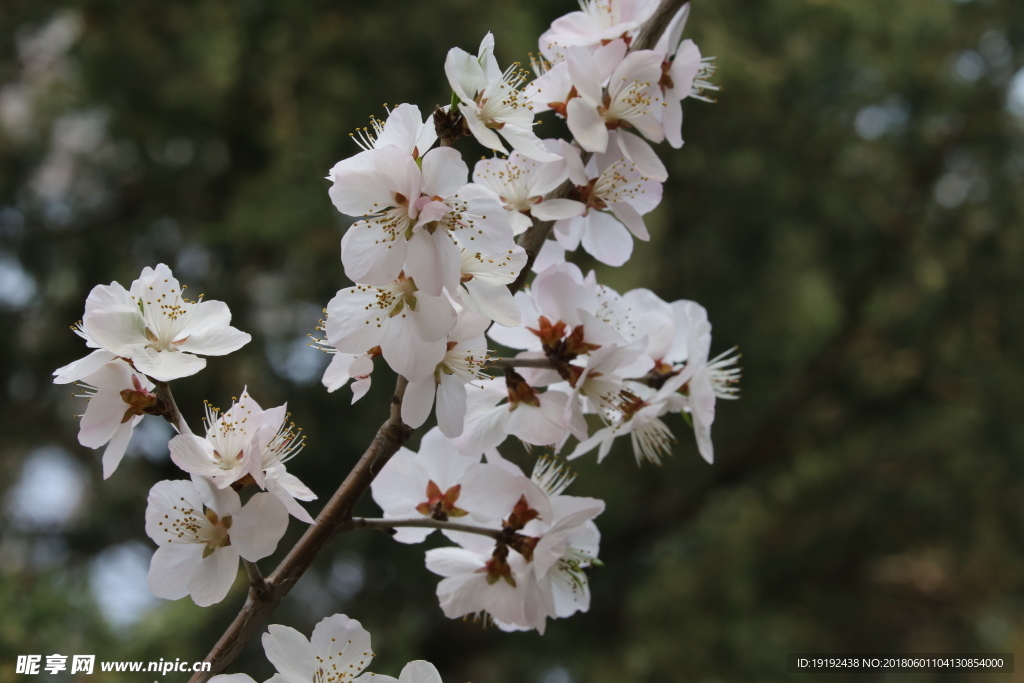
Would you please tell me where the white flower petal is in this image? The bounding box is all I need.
[263,625,316,683]
[230,493,288,561]
[188,546,240,606]
[148,543,204,601]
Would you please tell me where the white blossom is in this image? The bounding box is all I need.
[370,427,521,543]
[145,478,288,606]
[445,33,560,162]
[80,263,250,382]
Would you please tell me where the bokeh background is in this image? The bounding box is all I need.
[2,0,1023,681]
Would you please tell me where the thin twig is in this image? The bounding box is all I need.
[242,559,265,590]
[347,517,503,539]
[152,380,189,434]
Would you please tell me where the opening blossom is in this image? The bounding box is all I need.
[79,263,251,382]
[208,615,446,683]
[145,478,288,607]
[169,390,315,522]
[445,33,560,162]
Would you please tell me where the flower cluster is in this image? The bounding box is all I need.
[370,428,602,633]
[55,264,313,605]
[51,0,738,675]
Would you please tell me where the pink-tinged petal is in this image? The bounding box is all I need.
[436,374,468,438]
[399,661,443,683]
[670,40,702,94]
[101,421,136,479]
[662,98,684,149]
[188,546,239,606]
[533,240,566,273]
[609,202,650,240]
[145,480,206,541]
[593,40,629,81]
[581,212,633,266]
[509,210,532,235]
[409,292,457,342]
[549,564,591,617]
[392,525,434,545]
[371,448,428,512]
[654,3,691,56]
[402,376,437,429]
[181,299,231,334]
[419,426,478,478]
[421,146,468,198]
[148,543,204,600]
[456,403,509,457]
[325,287,388,354]
[193,475,243,516]
[268,467,316,501]
[531,198,585,221]
[266,477,316,525]
[375,103,434,153]
[405,231,461,297]
[230,492,288,560]
[176,326,250,357]
[78,363,134,448]
[457,195,517,254]
[87,280,135,311]
[566,98,608,153]
[459,103,507,152]
[462,280,520,328]
[381,321,446,381]
[328,149,378,177]
[445,48,485,103]
[558,142,589,186]
[497,126,563,163]
[688,372,716,464]
[341,219,409,287]
[351,377,372,403]
[566,46,603,105]
[425,546,485,578]
[457,464,522,523]
[630,112,666,144]
[311,614,374,676]
[168,434,224,483]
[263,624,316,683]
[328,168,398,217]
[131,348,207,382]
[83,309,148,355]
[209,675,258,683]
[506,392,570,446]
[321,352,357,393]
[614,130,669,182]
[53,349,117,384]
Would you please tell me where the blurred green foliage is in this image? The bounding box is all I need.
[2,0,1024,681]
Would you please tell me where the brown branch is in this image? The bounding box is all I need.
[152,380,188,434]
[191,377,411,682]
[347,516,503,540]
[241,559,265,591]
[190,2,688,678]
